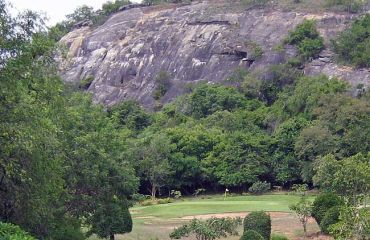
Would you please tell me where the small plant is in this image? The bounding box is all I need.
[243,211,271,240]
[271,234,289,240]
[248,181,271,195]
[289,184,312,237]
[245,41,263,60]
[0,222,36,240]
[170,217,242,240]
[240,230,264,240]
[170,190,182,199]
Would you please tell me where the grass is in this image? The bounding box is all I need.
[131,194,315,219]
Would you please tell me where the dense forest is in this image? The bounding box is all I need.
[0,0,369,240]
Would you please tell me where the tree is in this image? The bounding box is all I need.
[109,100,152,132]
[139,133,175,199]
[289,185,312,238]
[88,198,132,240]
[66,5,94,24]
[0,1,71,237]
[169,217,242,240]
[313,153,370,239]
[294,124,337,182]
[61,93,138,237]
[186,84,248,119]
[204,131,270,187]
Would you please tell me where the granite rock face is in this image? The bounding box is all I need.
[59,1,370,108]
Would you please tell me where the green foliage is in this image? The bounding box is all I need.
[186,84,248,118]
[205,131,270,187]
[286,20,324,60]
[243,211,271,240]
[289,197,312,237]
[314,153,370,238]
[248,181,271,195]
[88,199,132,239]
[0,222,36,240]
[244,63,301,105]
[170,217,242,240]
[240,230,264,240]
[326,0,364,13]
[154,71,171,100]
[320,206,341,234]
[329,205,370,239]
[109,100,152,131]
[240,0,270,7]
[245,41,263,60]
[271,234,289,240]
[137,133,175,199]
[314,153,370,205]
[332,14,370,68]
[312,193,343,225]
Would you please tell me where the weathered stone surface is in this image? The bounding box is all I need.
[59,1,370,108]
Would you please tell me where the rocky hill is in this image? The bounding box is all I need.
[59,1,370,108]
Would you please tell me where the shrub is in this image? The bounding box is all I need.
[271,234,289,240]
[248,181,271,194]
[332,14,370,68]
[170,217,242,240]
[170,190,182,199]
[243,211,271,240]
[132,193,147,203]
[240,230,264,240]
[157,197,174,204]
[298,38,325,59]
[286,20,324,60]
[320,206,341,234]
[0,222,36,240]
[312,192,343,225]
[154,71,171,100]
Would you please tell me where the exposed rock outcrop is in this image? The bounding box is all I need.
[59,1,370,108]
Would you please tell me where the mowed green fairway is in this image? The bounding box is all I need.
[131,194,313,219]
[113,193,319,240]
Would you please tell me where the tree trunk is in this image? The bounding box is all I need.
[151,184,157,200]
[110,234,115,240]
[303,221,307,239]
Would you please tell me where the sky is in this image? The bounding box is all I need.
[9,0,141,26]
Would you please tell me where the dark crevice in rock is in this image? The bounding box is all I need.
[187,20,232,26]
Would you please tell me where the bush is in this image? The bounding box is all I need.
[140,198,174,206]
[0,222,36,240]
[240,230,264,240]
[332,14,370,68]
[243,211,271,240]
[248,181,271,195]
[312,192,343,225]
[271,234,289,240]
[320,206,341,234]
[286,20,324,60]
[132,193,148,203]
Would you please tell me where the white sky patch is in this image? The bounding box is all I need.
[9,0,141,26]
